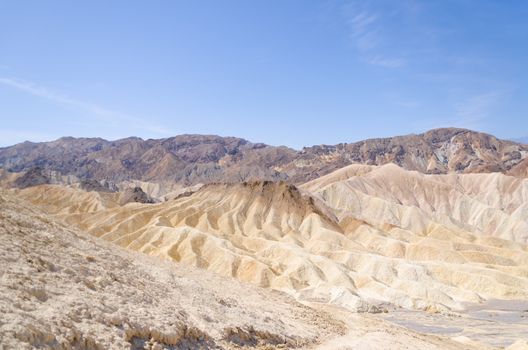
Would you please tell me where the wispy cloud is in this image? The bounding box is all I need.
[0,77,174,136]
[347,11,380,50]
[395,100,420,108]
[415,90,506,131]
[454,91,504,126]
[342,2,406,68]
[364,56,406,68]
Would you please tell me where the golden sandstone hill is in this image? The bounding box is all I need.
[2,189,487,350]
[0,190,343,349]
[14,164,528,315]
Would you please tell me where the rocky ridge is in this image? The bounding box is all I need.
[1,128,527,187]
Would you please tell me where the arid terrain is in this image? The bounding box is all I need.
[2,128,528,187]
[2,128,528,349]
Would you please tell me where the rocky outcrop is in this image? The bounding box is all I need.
[13,167,51,188]
[119,186,155,205]
[79,179,118,193]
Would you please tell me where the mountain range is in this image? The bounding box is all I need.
[1,128,528,188]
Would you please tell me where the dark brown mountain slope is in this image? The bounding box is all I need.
[1,128,526,186]
[0,135,297,185]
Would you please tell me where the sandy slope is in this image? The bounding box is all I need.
[301,164,528,307]
[0,190,344,349]
[1,190,485,350]
[303,163,528,242]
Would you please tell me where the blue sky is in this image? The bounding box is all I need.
[1,0,527,148]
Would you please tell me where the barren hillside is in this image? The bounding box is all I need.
[1,190,489,350]
[0,190,343,349]
[1,128,527,187]
[15,165,528,316]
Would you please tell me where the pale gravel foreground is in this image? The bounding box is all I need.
[0,191,485,350]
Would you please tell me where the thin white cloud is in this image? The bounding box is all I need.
[342,3,405,69]
[395,100,420,108]
[344,5,380,52]
[0,77,174,136]
[348,11,379,43]
[455,91,503,125]
[415,91,505,131]
[364,56,406,68]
